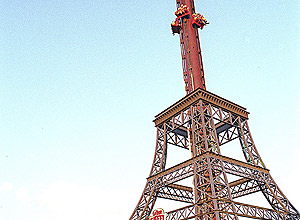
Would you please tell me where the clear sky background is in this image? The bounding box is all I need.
[1,0,299,219]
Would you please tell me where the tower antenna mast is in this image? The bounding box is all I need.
[171,0,209,93]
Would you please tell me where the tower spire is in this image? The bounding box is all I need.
[173,0,207,93]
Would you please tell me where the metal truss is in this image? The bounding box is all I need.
[229,178,262,199]
[156,178,262,204]
[166,200,289,220]
[129,88,300,220]
[145,152,272,195]
[156,184,193,203]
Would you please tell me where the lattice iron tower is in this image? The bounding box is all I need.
[129,1,300,219]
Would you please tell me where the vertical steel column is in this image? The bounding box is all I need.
[191,100,238,220]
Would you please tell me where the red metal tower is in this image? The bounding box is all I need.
[129,1,300,220]
[172,0,207,93]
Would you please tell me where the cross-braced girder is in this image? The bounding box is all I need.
[156,184,194,203]
[155,178,264,204]
[166,200,289,220]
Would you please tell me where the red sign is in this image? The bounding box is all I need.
[149,208,166,220]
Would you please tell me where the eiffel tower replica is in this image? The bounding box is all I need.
[129,1,300,219]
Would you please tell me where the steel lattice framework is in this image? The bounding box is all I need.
[129,1,299,220]
[129,89,300,220]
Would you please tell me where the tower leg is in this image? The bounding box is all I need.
[129,124,167,220]
[238,119,300,217]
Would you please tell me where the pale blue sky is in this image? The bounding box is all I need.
[1,0,299,219]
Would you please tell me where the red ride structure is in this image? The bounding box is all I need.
[129,1,300,220]
[171,1,207,94]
